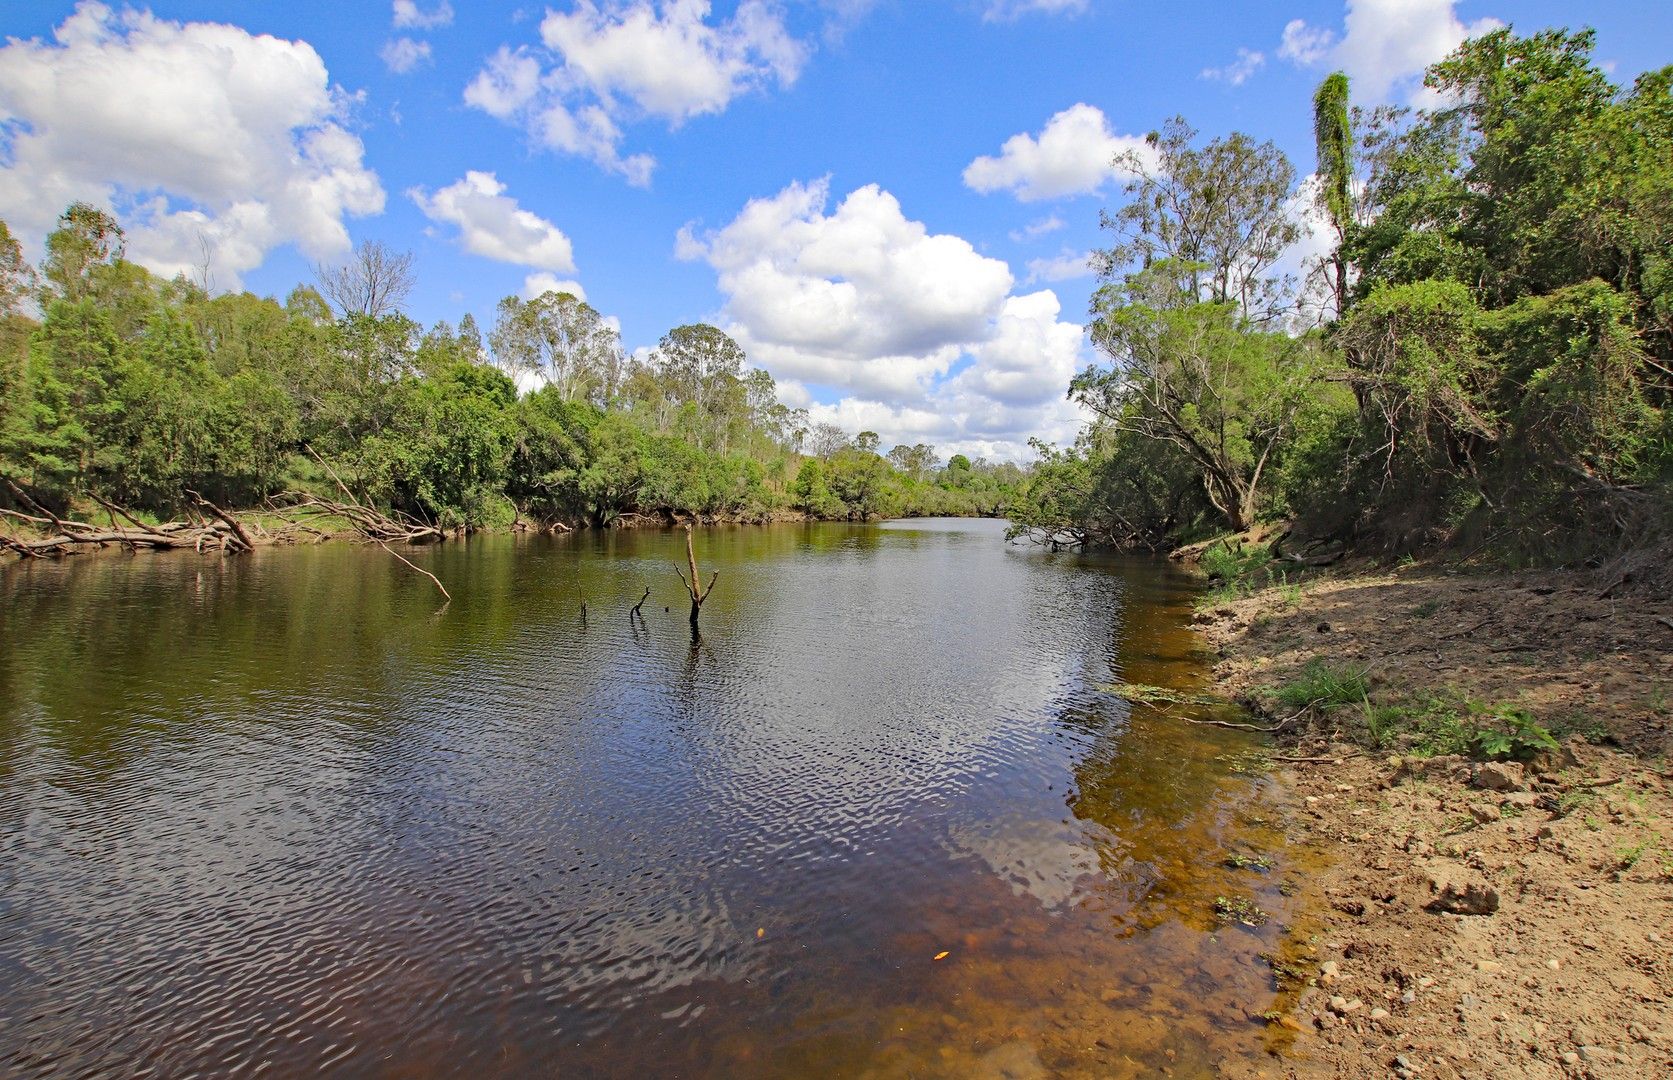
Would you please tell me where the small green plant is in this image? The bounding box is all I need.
[1213,895,1270,927]
[1226,853,1276,872]
[1616,842,1648,870]
[1443,813,1479,835]
[1471,708,1560,762]
[1410,599,1442,619]
[1647,686,1669,717]
[1361,701,1411,748]
[1259,953,1310,989]
[1557,788,1599,815]
[1275,660,1371,711]
[1583,815,1603,832]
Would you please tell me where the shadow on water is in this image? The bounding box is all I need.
[0,519,1308,1079]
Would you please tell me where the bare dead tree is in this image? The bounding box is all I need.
[315,239,415,319]
[673,526,719,632]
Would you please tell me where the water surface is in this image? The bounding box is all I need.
[1,518,1300,1078]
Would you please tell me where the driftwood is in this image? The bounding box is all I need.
[1,480,257,558]
[630,587,651,622]
[268,491,444,544]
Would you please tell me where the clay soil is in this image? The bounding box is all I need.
[1198,558,1673,1080]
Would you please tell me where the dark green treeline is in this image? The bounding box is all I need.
[0,218,1019,531]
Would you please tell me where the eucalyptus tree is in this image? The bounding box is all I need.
[1096,118,1299,322]
[490,290,624,405]
[1082,120,1317,532]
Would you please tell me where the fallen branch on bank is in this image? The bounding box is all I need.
[1,480,258,558]
[268,491,444,544]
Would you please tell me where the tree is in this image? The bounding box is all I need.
[854,430,880,454]
[808,421,848,459]
[1,220,36,315]
[1313,72,1355,320]
[490,290,623,404]
[41,203,124,303]
[1082,123,1316,533]
[1096,118,1299,321]
[315,240,415,319]
[1077,262,1323,531]
[651,324,747,451]
[887,442,939,482]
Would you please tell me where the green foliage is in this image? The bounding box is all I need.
[1052,29,1671,563]
[1470,708,1561,762]
[0,205,1021,534]
[1273,661,1371,711]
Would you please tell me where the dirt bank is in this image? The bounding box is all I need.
[1198,560,1673,1080]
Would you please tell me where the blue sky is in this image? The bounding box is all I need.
[2,1,1668,458]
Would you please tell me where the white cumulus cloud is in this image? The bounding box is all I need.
[678,178,1015,399]
[410,170,576,272]
[1278,0,1502,103]
[1009,214,1065,243]
[380,36,432,73]
[465,0,808,185]
[1278,18,1335,65]
[0,2,384,288]
[1201,47,1266,86]
[392,1,453,30]
[681,179,1090,460]
[1025,249,1092,284]
[963,103,1152,202]
[522,271,587,301]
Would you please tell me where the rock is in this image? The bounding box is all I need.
[1370,1008,1390,1020]
[1546,959,1561,971]
[1329,996,1349,1013]
[1526,744,1580,775]
[1473,761,1526,792]
[972,1041,1049,1080]
[1475,960,1502,973]
[1501,791,1538,808]
[1316,621,1332,633]
[1577,1045,1617,1064]
[1560,1051,1580,1066]
[1469,803,1501,824]
[1425,871,1500,915]
[1319,961,1340,980]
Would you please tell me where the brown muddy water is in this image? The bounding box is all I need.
[0,518,1308,1078]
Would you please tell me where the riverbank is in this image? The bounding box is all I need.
[0,504,1007,562]
[1192,554,1673,1079]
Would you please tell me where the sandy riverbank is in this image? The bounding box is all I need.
[1196,558,1673,1080]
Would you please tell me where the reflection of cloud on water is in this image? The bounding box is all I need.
[945,816,1125,910]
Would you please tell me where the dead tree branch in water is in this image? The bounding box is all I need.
[376,539,450,601]
[673,526,719,631]
[630,587,651,622]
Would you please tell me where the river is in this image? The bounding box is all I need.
[0,518,1303,1078]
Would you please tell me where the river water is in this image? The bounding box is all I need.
[0,518,1304,1078]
